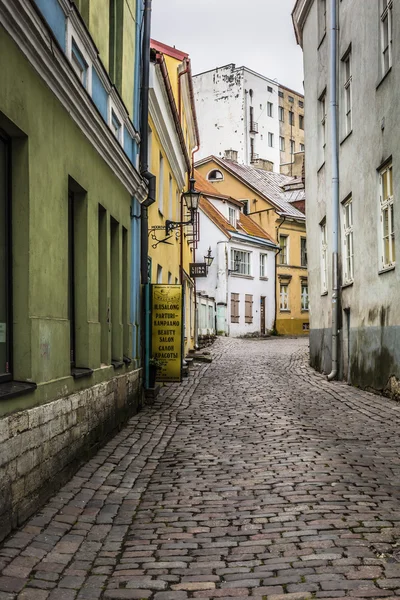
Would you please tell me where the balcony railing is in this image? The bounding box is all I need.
[250,121,259,133]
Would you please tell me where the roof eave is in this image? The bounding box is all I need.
[292,0,315,47]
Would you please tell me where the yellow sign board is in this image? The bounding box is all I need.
[151,285,182,382]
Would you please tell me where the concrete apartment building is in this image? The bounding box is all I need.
[193,64,305,175]
[293,0,400,398]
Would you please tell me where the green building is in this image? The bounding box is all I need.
[0,0,147,539]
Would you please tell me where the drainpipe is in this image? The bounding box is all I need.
[273,215,286,333]
[140,0,156,388]
[327,0,339,381]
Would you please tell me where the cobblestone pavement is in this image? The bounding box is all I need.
[3,337,400,600]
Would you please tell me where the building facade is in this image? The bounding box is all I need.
[147,40,200,358]
[0,0,147,539]
[194,172,277,337]
[193,64,305,174]
[293,0,400,397]
[196,155,309,335]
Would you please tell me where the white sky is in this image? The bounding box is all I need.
[151,0,304,94]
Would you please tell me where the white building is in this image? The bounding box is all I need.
[195,175,278,337]
[293,0,400,398]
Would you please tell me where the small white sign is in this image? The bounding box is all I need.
[0,323,6,343]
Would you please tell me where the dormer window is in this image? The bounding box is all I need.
[208,169,223,181]
[229,207,237,228]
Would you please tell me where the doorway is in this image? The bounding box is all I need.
[260,296,266,335]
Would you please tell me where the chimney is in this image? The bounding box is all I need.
[252,158,273,172]
[224,149,238,162]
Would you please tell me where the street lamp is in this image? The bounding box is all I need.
[204,247,214,267]
[165,178,200,235]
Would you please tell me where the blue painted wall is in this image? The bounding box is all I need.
[92,70,108,121]
[33,0,66,51]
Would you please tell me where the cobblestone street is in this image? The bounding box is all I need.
[3,337,400,600]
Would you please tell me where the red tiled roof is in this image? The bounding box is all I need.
[150,39,188,61]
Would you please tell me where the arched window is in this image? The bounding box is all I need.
[207,169,224,181]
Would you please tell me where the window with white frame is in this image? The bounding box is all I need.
[228,207,237,228]
[300,143,305,152]
[279,136,285,152]
[158,153,164,213]
[260,254,268,278]
[111,109,122,141]
[343,196,354,282]
[268,132,274,147]
[301,237,307,267]
[278,106,284,122]
[319,90,327,160]
[343,51,352,136]
[230,249,251,276]
[318,0,327,42]
[279,235,289,264]
[71,40,89,87]
[280,284,289,311]
[321,220,328,293]
[381,0,393,75]
[66,22,92,94]
[290,139,295,155]
[301,282,309,311]
[379,161,395,269]
[267,102,273,117]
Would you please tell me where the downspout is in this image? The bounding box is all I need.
[327,0,339,381]
[273,215,286,334]
[140,0,156,388]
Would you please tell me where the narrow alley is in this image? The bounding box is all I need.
[2,338,400,600]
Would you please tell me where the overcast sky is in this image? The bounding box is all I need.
[151,0,304,93]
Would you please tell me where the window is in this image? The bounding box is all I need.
[245,295,253,324]
[68,192,76,367]
[343,51,352,135]
[380,162,395,269]
[231,293,239,323]
[228,207,237,228]
[66,21,92,94]
[300,143,305,152]
[299,114,304,130]
[268,132,274,147]
[301,283,309,311]
[279,137,285,152]
[280,284,289,311]
[278,90,284,98]
[208,169,223,181]
[303,322,310,331]
[278,106,284,122]
[321,220,328,292]
[231,249,251,276]
[168,174,173,219]
[279,235,289,264]
[299,100,304,108]
[290,140,295,155]
[289,111,294,126]
[241,199,249,215]
[168,272,172,284]
[319,90,327,159]
[158,153,164,213]
[381,0,393,75]
[157,265,163,283]
[0,133,11,382]
[343,197,354,282]
[267,102,273,117]
[267,86,273,93]
[71,40,89,87]
[301,237,307,267]
[260,254,268,278]
[318,0,327,41]
[109,0,123,88]
[289,95,294,103]
[111,109,122,141]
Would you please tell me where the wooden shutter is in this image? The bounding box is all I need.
[230,293,239,323]
[245,294,253,323]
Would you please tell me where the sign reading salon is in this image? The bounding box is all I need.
[151,285,183,382]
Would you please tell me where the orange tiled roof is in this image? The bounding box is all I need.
[238,214,275,243]
[194,169,245,208]
[199,197,236,239]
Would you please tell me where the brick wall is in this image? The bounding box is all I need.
[0,369,143,542]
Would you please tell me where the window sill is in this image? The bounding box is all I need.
[229,273,254,279]
[260,276,269,281]
[317,32,326,50]
[377,67,392,90]
[379,264,395,275]
[72,367,93,380]
[340,130,353,146]
[111,360,124,370]
[123,356,132,366]
[0,380,37,400]
[317,161,325,174]
[321,290,328,296]
[280,309,291,313]
[301,309,309,313]
[342,280,354,289]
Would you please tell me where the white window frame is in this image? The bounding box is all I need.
[66,20,93,94]
[228,207,237,228]
[108,96,123,144]
[319,90,327,160]
[379,162,395,269]
[267,102,273,117]
[260,253,268,278]
[158,153,164,214]
[290,139,295,155]
[279,235,289,265]
[280,284,289,311]
[268,132,274,148]
[278,106,284,122]
[301,283,309,311]
[343,51,352,136]
[279,137,285,152]
[342,196,354,283]
[230,249,251,276]
[381,0,393,75]
[321,220,328,293]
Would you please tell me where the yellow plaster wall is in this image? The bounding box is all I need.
[87,0,110,73]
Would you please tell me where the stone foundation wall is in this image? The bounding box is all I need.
[0,369,143,542]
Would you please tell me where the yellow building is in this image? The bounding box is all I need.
[278,84,305,178]
[196,155,309,335]
[148,40,199,356]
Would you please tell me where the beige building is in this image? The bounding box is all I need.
[278,85,305,177]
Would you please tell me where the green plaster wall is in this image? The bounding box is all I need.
[0,30,136,417]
